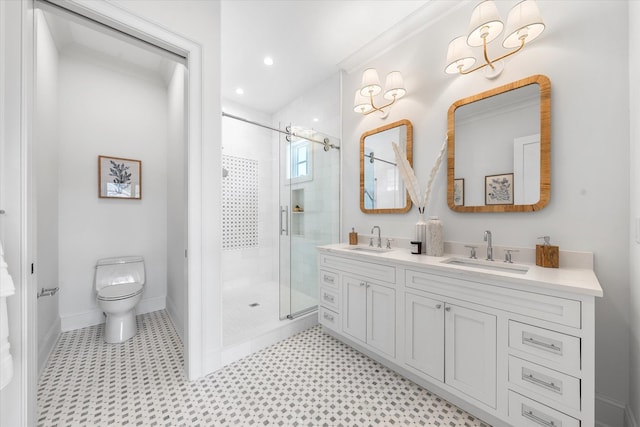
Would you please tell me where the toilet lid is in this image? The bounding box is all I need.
[98,282,143,301]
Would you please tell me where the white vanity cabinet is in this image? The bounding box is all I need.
[405,292,497,408]
[342,275,395,357]
[317,245,603,427]
[445,302,497,408]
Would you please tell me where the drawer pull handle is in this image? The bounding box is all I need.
[323,275,335,283]
[523,332,563,355]
[323,312,334,322]
[323,293,335,303]
[522,405,562,427]
[522,368,562,394]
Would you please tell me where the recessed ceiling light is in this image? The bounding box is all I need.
[313,118,319,122]
[264,57,274,66]
[235,88,244,95]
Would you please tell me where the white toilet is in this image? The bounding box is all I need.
[95,256,145,343]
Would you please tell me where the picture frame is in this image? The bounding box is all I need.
[485,173,513,205]
[453,178,465,206]
[98,155,142,199]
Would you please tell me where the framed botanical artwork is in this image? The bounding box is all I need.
[453,178,464,206]
[485,173,513,205]
[98,155,142,199]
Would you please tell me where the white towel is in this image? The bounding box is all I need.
[0,241,15,390]
[0,241,15,297]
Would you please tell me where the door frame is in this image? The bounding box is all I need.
[16,0,206,422]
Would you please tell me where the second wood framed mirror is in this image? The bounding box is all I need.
[360,119,413,214]
[447,75,551,213]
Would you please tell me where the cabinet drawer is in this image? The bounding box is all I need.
[319,286,339,312]
[509,321,581,374]
[405,269,581,328]
[319,254,395,283]
[509,390,580,427]
[319,307,340,332]
[509,356,581,411]
[319,269,338,289]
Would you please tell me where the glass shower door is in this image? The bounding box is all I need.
[279,126,340,319]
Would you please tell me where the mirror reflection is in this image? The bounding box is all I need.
[360,119,412,213]
[447,75,550,213]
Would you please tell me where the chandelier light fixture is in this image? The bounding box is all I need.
[353,68,406,118]
[445,0,545,79]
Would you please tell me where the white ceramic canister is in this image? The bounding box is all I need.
[426,216,444,256]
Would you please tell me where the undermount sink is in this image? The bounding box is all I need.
[347,245,393,253]
[442,257,529,275]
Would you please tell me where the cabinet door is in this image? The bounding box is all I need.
[342,275,367,343]
[445,303,497,408]
[404,293,445,381]
[366,282,395,357]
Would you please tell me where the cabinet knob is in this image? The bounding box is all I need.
[445,306,451,312]
[360,282,365,287]
[435,304,442,309]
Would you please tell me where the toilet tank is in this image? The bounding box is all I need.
[95,256,145,292]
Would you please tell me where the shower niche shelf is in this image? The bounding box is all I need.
[291,189,304,236]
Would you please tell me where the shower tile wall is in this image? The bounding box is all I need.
[222,154,259,250]
[221,103,278,291]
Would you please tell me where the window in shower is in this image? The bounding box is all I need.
[287,140,312,183]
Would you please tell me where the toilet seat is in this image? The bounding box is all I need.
[97,282,143,301]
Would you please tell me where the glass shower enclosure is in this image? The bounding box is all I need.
[279,126,340,319]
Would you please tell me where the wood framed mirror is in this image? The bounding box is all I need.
[447,74,550,213]
[360,119,413,214]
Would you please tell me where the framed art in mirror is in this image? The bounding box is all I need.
[360,119,412,214]
[447,74,550,213]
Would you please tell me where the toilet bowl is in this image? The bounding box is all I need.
[95,256,145,343]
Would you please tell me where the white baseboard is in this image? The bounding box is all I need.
[60,295,166,331]
[628,405,639,427]
[165,296,184,342]
[596,392,627,427]
[37,316,61,377]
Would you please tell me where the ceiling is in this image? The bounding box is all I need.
[40,1,434,114]
[221,0,430,114]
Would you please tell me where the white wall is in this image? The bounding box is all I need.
[166,64,187,341]
[221,100,277,291]
[629,2,640,426]
[35,11,61,375]
[342,1,630,424]
[57,46,169,330]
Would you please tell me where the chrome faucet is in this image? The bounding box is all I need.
[371,226,382,248]
[484,230,494,261]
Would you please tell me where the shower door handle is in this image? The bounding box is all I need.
[280,205,289,236]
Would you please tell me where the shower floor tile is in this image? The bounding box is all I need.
[37,310,491,426]
[223,280,281,345]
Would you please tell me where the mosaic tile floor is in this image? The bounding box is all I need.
[37,310,491,426]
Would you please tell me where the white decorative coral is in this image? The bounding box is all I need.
[392,135,448,214]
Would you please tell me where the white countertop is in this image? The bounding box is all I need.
[318,243,604,298]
